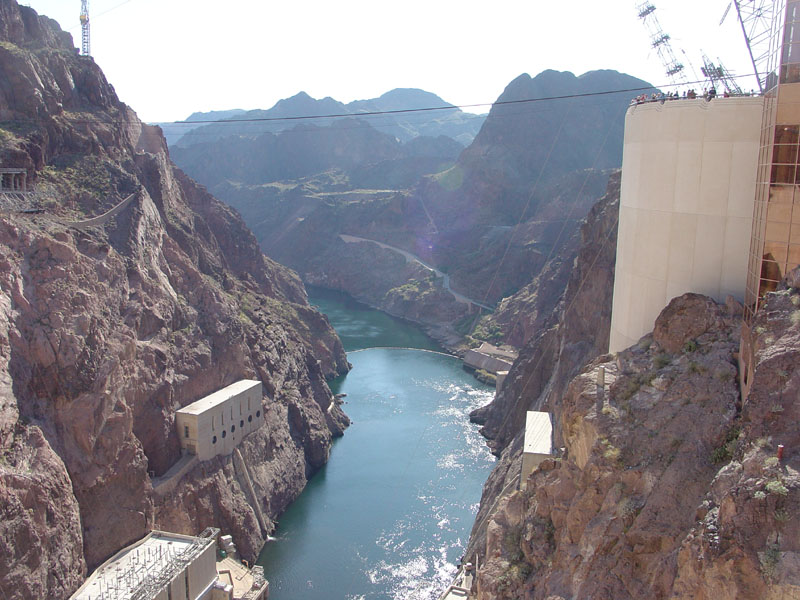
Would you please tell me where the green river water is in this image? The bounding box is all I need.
[256,287,495,600]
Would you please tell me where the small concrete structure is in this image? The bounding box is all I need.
[0,168,27,193]
[495,371,509,392]
[520,411,553,490]
[176,380,263,461]
[217,557,269,600]
[609,97,763,352]
[463,342,517,375]
[438,563,474,599]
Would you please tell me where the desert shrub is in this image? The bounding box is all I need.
[761,543,782,581]
[654,353,671,369]
[766,480,789,496]
[711,426,741,464]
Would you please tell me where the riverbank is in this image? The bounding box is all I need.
[307,284,469,355]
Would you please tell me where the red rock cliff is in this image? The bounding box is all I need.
[0,2,349,598]
[471,289,800,598]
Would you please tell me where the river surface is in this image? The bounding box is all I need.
[256,287,495,599]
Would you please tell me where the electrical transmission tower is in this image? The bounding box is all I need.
[701,54,744,94]
[731,0,782,93]
[637,2,689,86]
[80,0,90,56]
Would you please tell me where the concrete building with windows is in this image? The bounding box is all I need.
[176,380,264,461]
[520,411,553,490]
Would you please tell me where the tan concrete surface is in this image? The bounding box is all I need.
[176,380,263,461]
[610,97,763,353]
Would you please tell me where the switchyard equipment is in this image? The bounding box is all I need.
[80,0,90,56]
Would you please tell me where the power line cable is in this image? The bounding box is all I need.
[161,76,749,127]
[8,73,757,131]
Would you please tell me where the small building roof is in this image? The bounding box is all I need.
[523,411,553,456]
[177,380,261,416]
[476,342,518,360]
[70,530,216,600]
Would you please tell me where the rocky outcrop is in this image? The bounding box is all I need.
[464,171,619,568]
[668,287,800,599]
[0,3,349,597]
[0,425,85,600]
[473,288,800,599]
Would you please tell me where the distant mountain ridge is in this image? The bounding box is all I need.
[169,88,486,147]
[156,108,246,146]
[169,69,656,347]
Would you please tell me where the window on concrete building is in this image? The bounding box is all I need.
[212,416,215,431]
[222,430,226,438]
[240,420,244,428]
[248,415,252,423]
[184,425,189,439]
[212,435,217,444]
[256,410,261,418]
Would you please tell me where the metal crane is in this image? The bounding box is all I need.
[80,0,90,56]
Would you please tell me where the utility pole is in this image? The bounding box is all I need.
[80,0,90,56]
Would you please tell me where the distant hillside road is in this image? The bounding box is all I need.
[339,234,494,312]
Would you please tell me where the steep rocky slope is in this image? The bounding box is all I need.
[470,171,621,348]
[463,171,800,597]
[470,170,619,453]
[474,290,800,599]
[0,3,349,598]
[171,118,464,189]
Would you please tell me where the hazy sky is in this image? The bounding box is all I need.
[22,0,759,123]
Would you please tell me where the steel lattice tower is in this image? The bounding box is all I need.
[700,54,744,94]
[80,0,90,56]
[637,2,689,86]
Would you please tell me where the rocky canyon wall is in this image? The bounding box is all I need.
[474,289,800,599]
[465,171,620,563]
[468,164,800,597]
[0,3,349,598]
